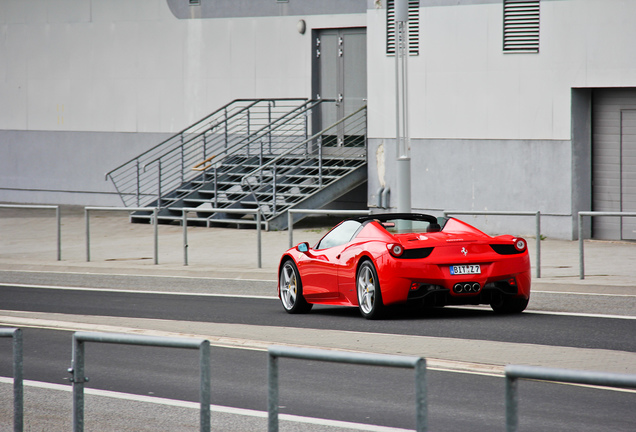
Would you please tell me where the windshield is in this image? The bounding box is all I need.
[378,217,444,234]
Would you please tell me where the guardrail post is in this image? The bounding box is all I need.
[183,209,189,266]
[505,373,519,432]
[257,210,262,269]
[56,206,62,261]
[1,328,23,432]
[267,352,279,432]
[85,208,91,262]
[71,336,87,432]
[578,212,585,279]
[199,340,211,432]
[414,357,428,432]
[153,207,159,265]
[535,211,541,279]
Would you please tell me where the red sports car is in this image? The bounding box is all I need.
[278,213,530,319]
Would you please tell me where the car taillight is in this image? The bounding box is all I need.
[387,243,404,257]
[514,238,526,252]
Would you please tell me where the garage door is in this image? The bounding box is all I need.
[592,89,636,240]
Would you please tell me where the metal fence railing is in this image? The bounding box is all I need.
[178,207,264,268]
[4,330,636,431]
[505,364,636,432]
[0,204,61,261]
[287,208,372,248]
[578,211,636,279]
[69,332,211,432]
[84,207,159,264]
[443,210,542,278]
[0,328,23,432]
[267,345,427,432]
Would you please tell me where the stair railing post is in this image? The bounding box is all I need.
[224,108,228,149]
[136,160,140,207]
[153,207,159,265]
[214,166,218,209]
[180,134,185,183]
[318,136,323,188]
[157,160,162,209]
[182,209,188,266]
[272,166,277,216]
[268,100,273,153]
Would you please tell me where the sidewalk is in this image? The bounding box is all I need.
[0,205,635,292]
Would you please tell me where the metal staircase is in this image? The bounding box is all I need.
[106,98,367,230]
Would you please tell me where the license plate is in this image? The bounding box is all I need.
[450,265,481,275]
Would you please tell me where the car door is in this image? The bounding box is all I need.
[296,220,362,301]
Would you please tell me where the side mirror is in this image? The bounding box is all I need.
[297,242,309,253]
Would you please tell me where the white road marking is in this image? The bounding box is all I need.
[0,377,412,432]
[534,290,636,298]
[0,283,277,299]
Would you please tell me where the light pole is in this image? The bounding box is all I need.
[395,0,412,213]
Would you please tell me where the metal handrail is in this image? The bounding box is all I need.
[105,98,305,177]
[70,332,211,432]
[267,345,427,432]
[241,105,367,222]
[105,99,309,207]
[177,207,264,268]
[141,99,325,212]
[287,208,372,248]
[85,206,159,264]
[443,210,541,279]
[505,364,636,432]
[578,211,636,279]
[0,204,61,261]
[241,104,367,182]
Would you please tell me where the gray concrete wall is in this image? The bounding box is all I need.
[0,130,169,206]
[367,137,572,239]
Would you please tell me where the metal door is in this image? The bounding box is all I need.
[592,89,636,240]
[313,28,367,144]
[621,110,636,239]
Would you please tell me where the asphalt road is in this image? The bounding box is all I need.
[1,280,636,431]
[1,285,635,352]
[1,327,635,432]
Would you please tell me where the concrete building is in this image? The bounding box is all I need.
[1,0,635,239]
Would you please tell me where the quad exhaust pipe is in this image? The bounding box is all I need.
[453,282,481,293]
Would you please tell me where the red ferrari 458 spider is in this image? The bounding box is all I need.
[278,213,531,319]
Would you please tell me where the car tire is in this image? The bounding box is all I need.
[356,260,385,319]
[490,296,529,314]
[279,260,313,314]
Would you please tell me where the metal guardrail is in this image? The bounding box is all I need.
[505,364,636,432]
[443,210,542,278]
[267,345,427,432]
[85,207,159,264]
[287,209,372,248]
[178,207,263,268]
[0,328,23,432]
[578,211,636,279]
[69,332,211,432]
[0,204,61,261]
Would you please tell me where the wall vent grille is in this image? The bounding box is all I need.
[386,0,420,56]
[503,0,540,53]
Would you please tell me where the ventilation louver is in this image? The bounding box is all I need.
[503,0,540,53]
[386,0,420,56]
